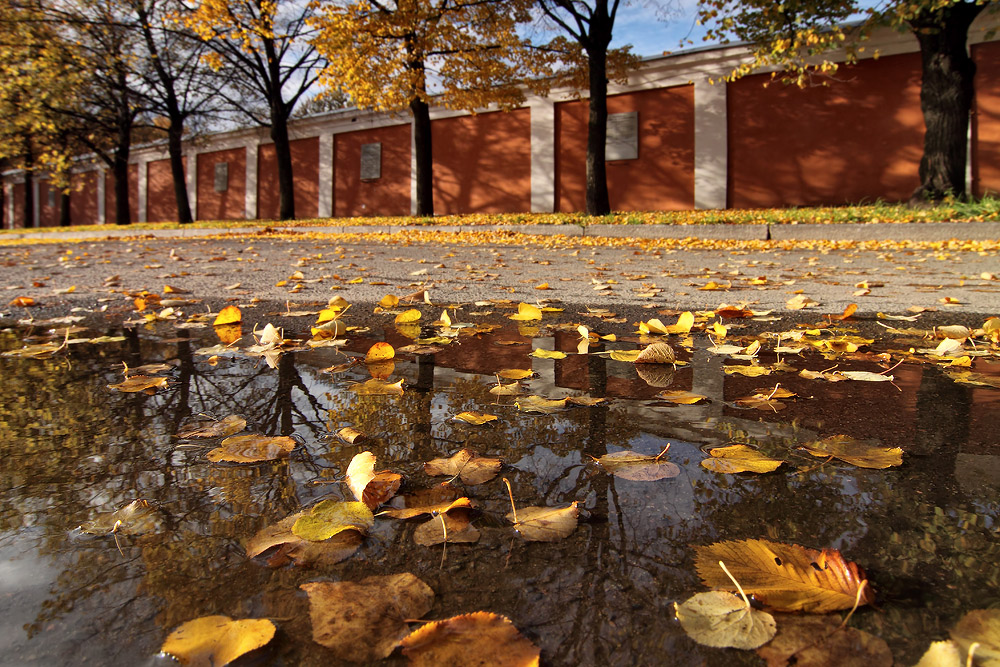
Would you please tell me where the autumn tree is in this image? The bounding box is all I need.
[536,0,640,215]
[185,0,325,221]
[311,0,548,217]
[696,0,996,203]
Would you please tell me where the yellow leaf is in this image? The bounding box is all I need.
[395,309,422,324]
[161,616,276,667]
[724,365,772,377]
[379,294,399,308]
[497,369,533,380]
[213,305,242,326]
[786,294,820,310]
[634,342,676,364]
[675,592,775,650]
[701,445,784,474]
[530,348,566,359]
[656,390,708,405]
[509,302,543,321]
[798,435,902,469]
[207,435,296,463]
[424,449,502,485]
[349,379,405,396]
[534,282,551,290]
[107,375,168,393]
[452,411,499,426]
[401,612,539,666]
[365,342,395,363]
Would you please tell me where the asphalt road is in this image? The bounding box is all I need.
[1,222,998,329]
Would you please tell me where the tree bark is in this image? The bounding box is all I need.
[908,1,984,204]
[411,96,434,217]
[167,120,193,224]
[22,169,35,228]
[586,47,611,215]
[59,190,71,226]
[271,114,295,220]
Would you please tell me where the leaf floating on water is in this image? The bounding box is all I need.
[757,614,893,667]
[336,426,366,444]
[914,640,963,667]
[609,349,641,362]
[529,348,566,359]
[701,445,784,474]
[395,308,422,324]
[452,411,499,426]
[213,323,242,345]
[507,502,579,542]
[79,499,162,536]
[724,365,772,377]
[694,539,875,613]
[1,340,67,358]
[490,380,522,396]
[596,449,680,481]
[950,608,1000,663]
[413,512,481,546]
[365,341,395,363]
[245,511,367,566]
[206,434,296,463]
[381,495,475,520]
[346,451,402,509]
[798,435,903,469]
[424,449,502,485]
[566,395,606,407]
[656,390,708,405]
[301,574,434,663]
[349,378,405,396]
[160,615,276,667]
[675,591,776,650]
[108,375,168,393]
[509,302,543,321]
[838,371,893,382]
[212,305,242,326]
[400,612,540,667]
[515,395,569,414]
[292,500,376,541]
[634,342,676,364]
[497,368,534,380]
[177,415,247,439]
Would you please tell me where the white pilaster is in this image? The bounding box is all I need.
[245,142,258,220]
[529,96,557,213]
[694,77,728,210]
[5,183,13,228]
[97,170,106,224]
[32,179,40,227]
[186,151,198,220]
[410,123,418,216]
[137,159,149,222]
[318,134,334,218]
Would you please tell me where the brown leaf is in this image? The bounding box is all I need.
[424,449,502,485]
[413,511,481,546]
[798,435,903,469]
[346,452,401,509]
[301,574,435,663]
[634,342,676,364]
[177,415,247,439]
[757,614,892,667]
[596,450,680,481]
[336,427,366,444]
[400,612,540,667]
[507,502,579,542]
[107,375,168,393]
[694,539,874,613]
[206,435,296,463]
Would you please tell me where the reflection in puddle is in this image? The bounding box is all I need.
[0,317,998,665]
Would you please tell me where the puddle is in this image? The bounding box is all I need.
[0,313,998,666]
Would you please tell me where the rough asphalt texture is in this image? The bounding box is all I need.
[1,222,998,333]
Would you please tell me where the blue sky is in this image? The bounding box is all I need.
[608,0,713,58]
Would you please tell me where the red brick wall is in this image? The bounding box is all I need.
[69,172,98,225]
[335,124,411,217]
[556,85,695,212]
[257,138,320,220]
[147,157,187,223]
[432,109,531,214]
[973,41,1000,197]
[196,147,246,221]
[727,52,924,208]
[38,181,59,226]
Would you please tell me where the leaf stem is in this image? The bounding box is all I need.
[718,560,751,609]
[502,477,518,525]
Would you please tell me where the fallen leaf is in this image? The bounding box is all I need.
[509,302,543,321]
[489,380,522,396]
[757,613,892,667]
[950,608,1000,663]
[452,411,499,426]
[832,303,858,320]
[206,434,296,463]
[914,640,963,667]
[838,371,893,382]
[346,452,402,509]
[515,395,569,414]
[177,415,247,439]
[507,502,579,541]
[292,499,376,541]
[786,294,820,310]
[609,349,641,362]
[675,591,776,650]
[108,375,168,393]
[596,450,680,481]
[349,378,405,395]
[160,616,276,667]
[395,308,422,324]
[424,449,502,485]
[497,369,534,380]
[798,435,903,469]
[365,341,395,363]
[79,499,162,535]
[701,445,784,474]
[529,348,567,359]
[8,296,35,307]
[634,342,676,364]
[301,574,434,663]
[379,294,400,308]
[724,365,772,377]
[413,512,481,546]
[656,390,708,404]
[400,612,540,666]
[336,427,365,444]
[694,539,875,613]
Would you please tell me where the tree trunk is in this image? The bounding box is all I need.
[167,123,193,224]
[59,190,71,226]
[410,96,434,217]
[586,48,611,215]
[113,147,131,225]
[22,169,35,228]
[908,1,984,204]
[271,115,295,220]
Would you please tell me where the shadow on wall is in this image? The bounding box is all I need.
[727,52,925,209]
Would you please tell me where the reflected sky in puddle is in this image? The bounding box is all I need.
[0,318,998,666]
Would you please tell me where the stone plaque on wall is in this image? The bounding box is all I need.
[360,143,381,181]
[214,162,229,192]
[606,111,638,161]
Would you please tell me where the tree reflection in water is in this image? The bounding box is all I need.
[0,322,997,666]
